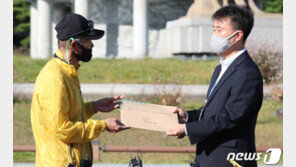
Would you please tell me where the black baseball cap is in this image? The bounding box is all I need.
[55,13,104,41]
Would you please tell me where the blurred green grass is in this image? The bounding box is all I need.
[13,99,282,163]
[13,54,218,84]
[13,152,35,163]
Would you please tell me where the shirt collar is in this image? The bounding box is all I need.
[220,48,247,68]
[54,50,81,76]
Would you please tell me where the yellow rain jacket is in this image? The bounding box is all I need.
[30,50,106,167]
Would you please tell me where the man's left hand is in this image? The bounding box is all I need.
[166,124,186,139]
[93,95,124,113]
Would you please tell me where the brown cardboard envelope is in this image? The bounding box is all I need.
[120,99,179,132]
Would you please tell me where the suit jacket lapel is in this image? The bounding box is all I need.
[206,64,221,99]
[205,51,249,107]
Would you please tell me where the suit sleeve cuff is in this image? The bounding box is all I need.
[187,110,198,122]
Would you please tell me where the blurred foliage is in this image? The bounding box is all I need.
[247,44,282,84]
[13,0,30,48]
[246,40,283,102]
[263,0,283,13]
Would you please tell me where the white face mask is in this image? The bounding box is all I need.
[210,31,238,54]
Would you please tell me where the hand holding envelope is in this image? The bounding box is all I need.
[166,108,187,139]
[172,108,187,124]
[105,118,130,133]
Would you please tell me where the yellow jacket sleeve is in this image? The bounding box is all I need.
[84,101,97,120]
[36,75,106,144]
[56,119,106,143]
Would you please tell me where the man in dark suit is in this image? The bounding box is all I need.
[166,5,263,167]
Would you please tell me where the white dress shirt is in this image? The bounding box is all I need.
[184,48,247,135]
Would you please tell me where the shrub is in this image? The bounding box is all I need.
[13,0,30,49]
[246,41,283,101]
[132,73,184,107]
[264,0,283,13]
[246,42,283,84]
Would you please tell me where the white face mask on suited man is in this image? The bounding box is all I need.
[210,31,239,54]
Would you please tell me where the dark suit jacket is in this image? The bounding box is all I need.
[185,51,263,167]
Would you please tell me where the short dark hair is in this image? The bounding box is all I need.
[212,5,254,42]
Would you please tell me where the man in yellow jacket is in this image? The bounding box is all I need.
[30,13,130,167]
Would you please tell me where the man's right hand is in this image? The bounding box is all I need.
[172,108,187,124]
[104,118,130,133]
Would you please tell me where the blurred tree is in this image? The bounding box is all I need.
[263,0,283,13]
[13,0,30,49]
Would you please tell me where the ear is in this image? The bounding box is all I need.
[70,41,80,54]
[236,30,244,42]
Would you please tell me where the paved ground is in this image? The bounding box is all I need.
[13,83,274,102]
[13,83,209,102]
[13,163,283,167]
